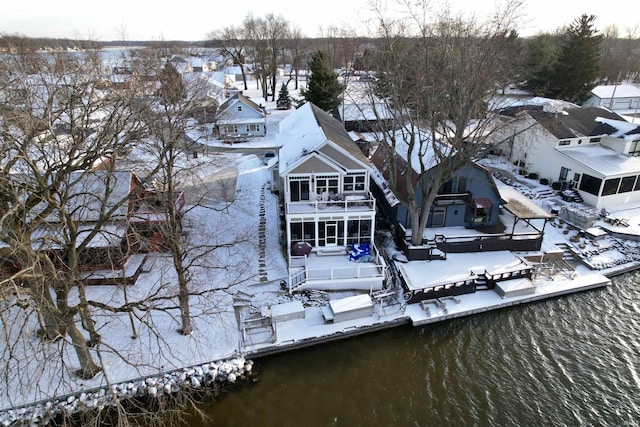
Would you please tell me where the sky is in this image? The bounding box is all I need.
[1,0,638,41]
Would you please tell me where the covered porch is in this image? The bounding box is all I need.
[398,184,554,260]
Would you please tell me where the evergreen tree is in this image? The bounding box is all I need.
[276,83,292,110]
[523,34,560,95]
[159,62,186,104]
[549,14,603,103]
[302,50,345,112]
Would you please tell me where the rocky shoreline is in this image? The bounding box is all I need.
[0,356,254,426]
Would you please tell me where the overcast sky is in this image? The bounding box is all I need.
[1,0,638,41]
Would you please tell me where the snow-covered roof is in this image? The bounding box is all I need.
[595,117,640,139]
[559,144,640,177]
[216,93,265,123]
[497,184,554,219]
[338,102,394,122]
[391,126,453,174]
[529,107,635,140]
[489,95,579,113]
[277,102,371,176]
[591,84,640,99]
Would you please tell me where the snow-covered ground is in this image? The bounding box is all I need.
[4,81,640,418]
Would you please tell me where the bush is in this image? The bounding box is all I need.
[539,178,549,185]
[551,181,562,190]
[527,172,538,179]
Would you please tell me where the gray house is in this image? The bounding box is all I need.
[216,93,266,140]
[370,143,504,232]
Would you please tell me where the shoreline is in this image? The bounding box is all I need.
[0,257,621,424]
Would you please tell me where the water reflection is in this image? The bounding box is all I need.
[184,272,640,426]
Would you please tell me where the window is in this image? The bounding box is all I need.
[440,176,467,194]
[289,177,310,202]
[559,167,570,182]
[237,105,242,112]
[619,176,637,193]
[247,124,261,133]
[602,178,620,196]
[347,219,372,245]
[579,174,602,195]
[559,140,570,146]
[629,140,640,156]
[343,173,366,192]
[590,137,601,143]
[573,173,581,183]
[290,221,315,243]
[316,175,339,195]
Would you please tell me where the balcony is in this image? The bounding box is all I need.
[286,192,376,215]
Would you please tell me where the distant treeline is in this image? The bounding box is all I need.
[0,34,207,51]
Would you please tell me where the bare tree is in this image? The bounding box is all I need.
[365,0,524,246]
[284,26,309,90]
[0,40,253,426]
[243,14,290,101]
[207,25,250,91]
[600,24,640,84]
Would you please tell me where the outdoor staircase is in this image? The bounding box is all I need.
[555,243,577,262]
[475,273,490,290]
[561,189,583,203]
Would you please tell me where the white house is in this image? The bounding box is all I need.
[276,102,387,293]
[583,84,640,116]
[498,105,640,209]
[215,93,266,140]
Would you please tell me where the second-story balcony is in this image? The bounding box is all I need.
[286,192,376,215]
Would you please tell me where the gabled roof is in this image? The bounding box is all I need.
[591,84,640,99]
[277,102,371,176]
[218,93,264,116]
[370,141,498,206]
[529,107,640,140]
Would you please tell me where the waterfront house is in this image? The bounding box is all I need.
[0,169,184,284]
[215,93,266,141]
[498,105,640,209]
[275,102,387,293]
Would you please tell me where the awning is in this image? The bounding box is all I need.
[471,198,493,209]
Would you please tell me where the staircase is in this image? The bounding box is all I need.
[560,189,583,203]
[555,243,576,262]
[475,273,490,290]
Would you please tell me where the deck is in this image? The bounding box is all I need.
[288,247,386,292]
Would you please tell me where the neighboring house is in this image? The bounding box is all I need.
[215,93,266,140]
[370,142,505,232]
[275,102,387,293]
[223,65,254,82]
[498,105,640,209]
[0,169,184,284]
[583,84,640,115]
[333,102,394,132]
[186,58,216,73]
[369,131,551,305]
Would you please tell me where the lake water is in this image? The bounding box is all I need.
[181,271,640,426]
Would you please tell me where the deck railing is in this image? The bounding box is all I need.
[286,194,376,214]
[287,243,386,292]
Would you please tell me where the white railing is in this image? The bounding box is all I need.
[286,194,376,214]
[288,243,387,293]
